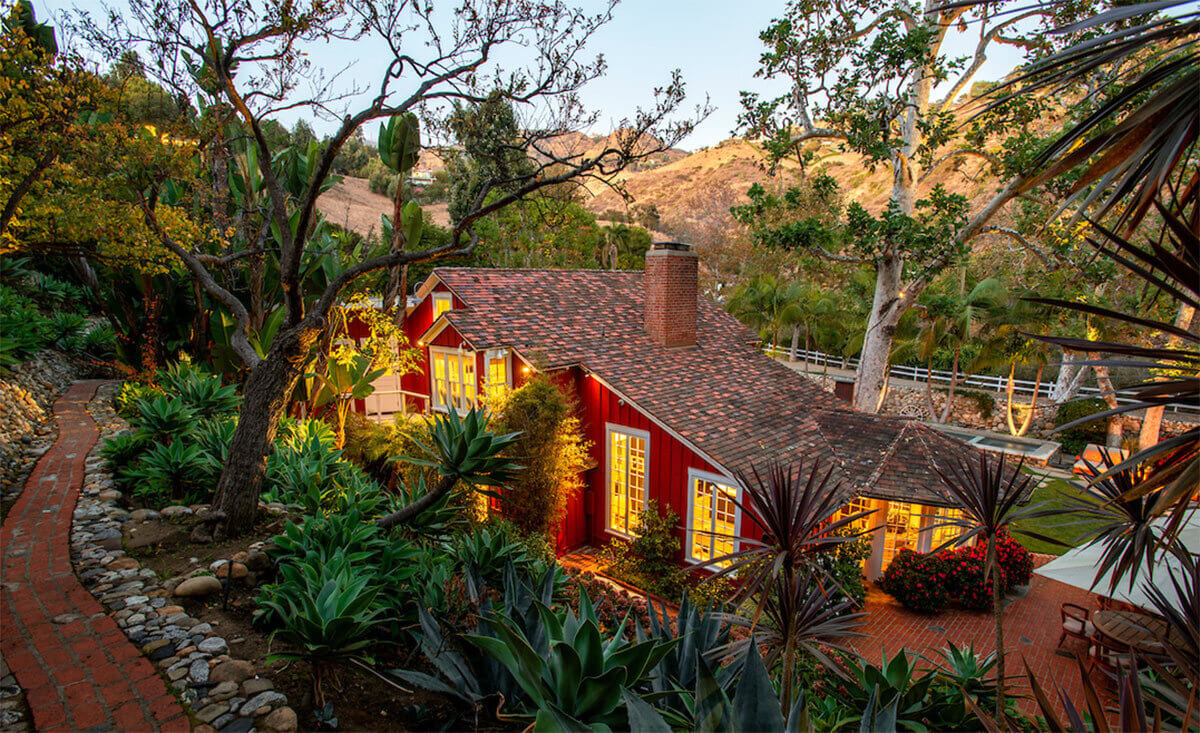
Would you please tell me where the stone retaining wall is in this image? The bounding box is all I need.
[0,351,85,500]
[73,383,296,733]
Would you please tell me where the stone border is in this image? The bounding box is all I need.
[70,383,296,733]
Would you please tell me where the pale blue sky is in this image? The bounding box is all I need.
[39,0,1030,149]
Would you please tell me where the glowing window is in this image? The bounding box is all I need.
[607,426,648,536]
[882,501,923,568]
[689,471,738,566]
[484,351,510,404]
[432,292,453,318]
[430,346,476,413]
[927,506,967,552]
[835,497,874,532]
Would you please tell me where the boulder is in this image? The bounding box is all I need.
[214,563,247,580]
[173,576,222,597]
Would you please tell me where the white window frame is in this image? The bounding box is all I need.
[604,423,651,539]
[483,348,512,403]
[429,346,477,413]
[432,292,454,318]
[685,468,741,567]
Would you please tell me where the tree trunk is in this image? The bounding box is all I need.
[789,324,800,362]
[1092,357,1123,449]
[1006,364,1043,437]
[1139,304,1194,449]
[1049,351,1089,404]
[804,328,811,373]
[992,538,1006,720]
[210,326,317,535]
[853,255,906,413]
[938,347,960,424]
[925,361,939,422]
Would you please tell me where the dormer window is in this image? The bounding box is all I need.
[433,292,453,319]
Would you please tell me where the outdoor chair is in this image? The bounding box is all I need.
[1088,632,1133,678]
[1059,602,1094,648]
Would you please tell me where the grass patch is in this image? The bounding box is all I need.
[1012,477,1102,555]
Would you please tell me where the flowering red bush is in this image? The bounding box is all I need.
[882,535,1031,613]
[994,532,1033,589]
[938,544,1006,611]
[881,549,952,613]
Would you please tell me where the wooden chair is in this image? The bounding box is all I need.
[1059,602,1094,648]
[1088,632,1132,678]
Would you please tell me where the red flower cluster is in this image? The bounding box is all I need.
[882,535,1034,614]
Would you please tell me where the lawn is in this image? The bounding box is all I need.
[1012,476,1104,555]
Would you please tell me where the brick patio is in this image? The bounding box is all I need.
[0,381,189,732]
[848,562,1101,721]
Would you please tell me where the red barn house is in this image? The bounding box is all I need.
[355,242,987,581]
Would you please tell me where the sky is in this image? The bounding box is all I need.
[38,0,1032,150]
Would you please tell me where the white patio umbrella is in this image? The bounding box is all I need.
[1034,511,1199,613]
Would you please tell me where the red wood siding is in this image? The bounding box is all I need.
[575,372,737,562]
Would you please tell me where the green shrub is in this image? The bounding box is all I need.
[445,525,532,586]
[1054,397,1108,455]
[128,396,197,441]
[124,439,216,507]
[601,501,692,602]
[82,325,117,357]
[114,382,163,418]
[881,549,952,613]
[100,432,149,472]
[812,528,871,609]
[491,374,591,538]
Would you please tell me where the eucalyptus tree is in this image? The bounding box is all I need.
[74,0,704,536]
[734,0,1101,413]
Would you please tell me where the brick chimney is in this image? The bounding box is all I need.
[644,242,698,348]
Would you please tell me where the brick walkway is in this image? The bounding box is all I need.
[849,566,1100,721]
[0,381,189,732]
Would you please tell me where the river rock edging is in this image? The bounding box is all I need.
[71,383,296,733]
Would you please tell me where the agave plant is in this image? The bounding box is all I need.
[466,589,678,730]
[640,593,736,718]
[99,431,149,472]
[129,396,198,442]
[124,439,216,506]
[376,406,521,531]
[257,550,391,707]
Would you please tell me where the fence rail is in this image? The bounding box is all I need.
[765,344,1200,417]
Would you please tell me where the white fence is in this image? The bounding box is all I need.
[766,345,1200,417]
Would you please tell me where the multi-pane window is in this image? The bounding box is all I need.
[607,426,647,536]
[882,501,922,568]
[430,347,476,412]
[926,506,967,552]
[484,351,510,404]
[835,497,874,532]
[690,472,737,566]
[432,292,453,318]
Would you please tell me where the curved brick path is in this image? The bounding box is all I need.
[0,381,189,731]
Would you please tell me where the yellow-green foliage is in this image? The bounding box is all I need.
[491,374,591,539]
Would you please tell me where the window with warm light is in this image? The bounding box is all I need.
[484,350,510,403]
[835,496,874,532]
[432,292,453,318]
[688,470,738,566]
[882,501,923,568]
[429,346,476,412]
[607,425,648,537]
[927,506,967,552]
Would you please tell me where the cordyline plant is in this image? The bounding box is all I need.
[71,0,705,537]
[694,460,874,714]
[930,453,1058,719]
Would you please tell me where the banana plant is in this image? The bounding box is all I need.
[465,590,679,731]
[308,352,386,447]
[378,112,421,174]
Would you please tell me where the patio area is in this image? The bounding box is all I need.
[847,555,1101,721]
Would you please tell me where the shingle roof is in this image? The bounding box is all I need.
[430,267,986,505]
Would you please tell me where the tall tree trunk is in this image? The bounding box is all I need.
[1092,356,1123,449]
[992,538,1006,719]
[1049,351,1089,404]
[1139,304,1194,449]
[925,361,939,421]
[938,347,960,424]
[804,328,811,373]
[853,255,906,413]
[210,326,317,535]
[789,324,800,362]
